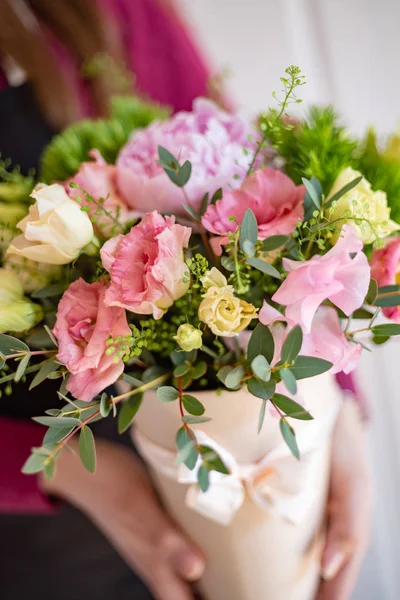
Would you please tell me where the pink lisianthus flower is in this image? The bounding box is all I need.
[116,98,258,214]
[272,225,370,333]
[202,168,304,253]
[101,211,191,319]
[259,301,361,374]
[67,151,133,236]
[371,237,400,321]
[53,279,130,402]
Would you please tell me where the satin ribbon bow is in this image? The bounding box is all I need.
[134,396,340,527]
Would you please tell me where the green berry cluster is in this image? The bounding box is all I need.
[186,253,209,292]
[105,324,154,362]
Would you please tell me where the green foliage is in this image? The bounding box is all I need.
[279,419,300,460]
[271,106,358,192]
[79,426,96,473]
[356,129,400,223]
[40,96,170,182]
[0,157,34,202]
[247,324,275,364]
[117,392,143,434]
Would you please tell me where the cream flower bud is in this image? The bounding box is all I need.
[0,269,43,333]
[199,286,258,337]
[201,267,228,290]
[7,183,94,264]
[327,167,400,244]
[175,323,203,352]
[3,254,62,294]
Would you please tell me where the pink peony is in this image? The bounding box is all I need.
[202,168,305,251]
[53,279,130,402]
[67,151,133,236]
[259,301,361,374]
[101,211,191,319]
[272,226,370,333]
[371,237,400,321]
[116,98,258,214]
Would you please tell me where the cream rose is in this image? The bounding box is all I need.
[175,323,203,352]
[199,285,258,337]
[327,167,399,244]
[0,269,43,333]
[7,184,94,264]
[201,267,228,290]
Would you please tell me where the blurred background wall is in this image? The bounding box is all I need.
[179,1,400,599]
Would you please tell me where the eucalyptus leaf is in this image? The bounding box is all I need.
[198,445,229,474]
[240,209,258,253]
[199,192,209,216]
[325,175,363,209]
[371,324,400,337]
[246,257,281,279]
[44,458,56,480]
[182,394,205,416]
[157,386,179,402]
[79,426,96,473]
[191,361,207,380]
[43,425,74,446]
[14,353,31,382]
[173,362,191,377]
[29,359,60,389]
[247,323,275,364]
[177,160,192,187]
[21,451,47,474]
[272,393,313,420]
[182,204,200,220]
[217,365,233,384]
[281,325,303,364]
[100,393,111,417]
[33,416,81,428]
[261,235,289,252]
[303,176,322,220]
[375,285,400,307]
[225,365,244,389]
[123,374,143,388]
[142,365,168,384]
[197,465,210,493]
[247,378,276,400]
[181,415,212,424]
[0,334,29,356]
[258,399,267,434]
[251,355,271,381]
[221,256,235,271]
[176,427,198,470]
[117,392,143,434]
[302,177,321,209]
[280,368,297,395]
[290,356,332,380]
[0,352,5,369]
[366,279,378,304]
[31,283,66,298]
[279,418,300,460]
[242,239,256,257]
[211,188,223,204]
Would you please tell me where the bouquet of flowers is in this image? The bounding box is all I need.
[1,65,400,493]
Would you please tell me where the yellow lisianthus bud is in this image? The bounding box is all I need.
[175,323,203,352]
[327,167,399,244]
[201,267,228,290]
[0,269,43,333]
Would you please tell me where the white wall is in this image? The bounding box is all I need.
[180,1,400,598]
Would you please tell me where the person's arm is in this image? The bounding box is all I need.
[0,416,56,513]
[41,437,205,600]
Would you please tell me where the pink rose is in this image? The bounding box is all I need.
[116,98,258,214]
[67,151,133,236]
[202,168,304,250]
[272,226,370,333]
[101,211,191,319]
[259,301,361,374]
[371,237,400,321]
[53,279,130,402]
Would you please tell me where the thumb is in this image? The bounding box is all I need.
[160,528,206,582]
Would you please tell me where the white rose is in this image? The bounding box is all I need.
[327,167,400,244]
[7,184,94,264]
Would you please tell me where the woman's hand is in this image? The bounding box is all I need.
[40,438,205,600]
[317,399,373,600]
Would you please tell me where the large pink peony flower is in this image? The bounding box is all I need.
[116,98,258,214]
[272,226,370,333]
[202,168,304,250]
[53,279,130,402]
[371,237,400,321]
[67,151,133,236]
[101,211,191,319]
[259,301,361,374]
